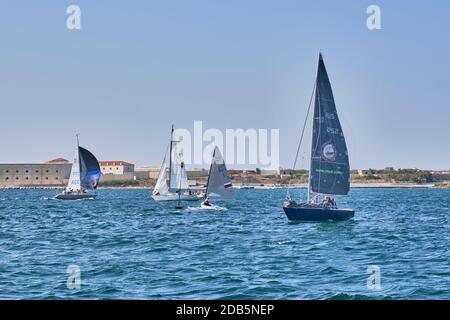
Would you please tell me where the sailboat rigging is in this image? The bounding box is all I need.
[152,125,200,202]
[55,134,102,200]
[201,146,234,210]
[283,53,355,221]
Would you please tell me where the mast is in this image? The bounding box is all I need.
[205,147,216,197]
[76,133,82,191]
[176,160,184,209]
[168,125,174,189]
[307,53,322,203]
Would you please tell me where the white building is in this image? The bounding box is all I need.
[98,161,135,182]
[99,161,135,175]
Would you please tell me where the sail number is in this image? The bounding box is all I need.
[326,127,340,135]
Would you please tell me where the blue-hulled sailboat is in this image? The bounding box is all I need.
[55,135,102,200]
[283,53,354,221]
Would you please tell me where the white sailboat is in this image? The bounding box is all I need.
[152,126,199,202]
[55,135,102,200]
[201,146,234,209]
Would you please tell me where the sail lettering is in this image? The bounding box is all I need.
[316,169,344,175]
[326,127,340,135]
[325,112,335,119]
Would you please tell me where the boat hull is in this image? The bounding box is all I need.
[283,205,354,222]
[152,193,200,202]
[55,193,97,200]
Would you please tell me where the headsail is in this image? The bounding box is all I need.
[169,140,189,191]
[309,54,350,195]
[205,147,234,200]
[153,147,170,196]
[66,144,82,192]
[79,146,102,190]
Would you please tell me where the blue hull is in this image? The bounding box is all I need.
[283,206,354,222]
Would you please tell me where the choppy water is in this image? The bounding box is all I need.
[1,188,450,299]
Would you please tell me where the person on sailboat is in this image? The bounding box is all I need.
[331,198,336,207]
[312,194,319,205]
[323,196,331,206]
[286,196,296,207]
[202,196,211,207]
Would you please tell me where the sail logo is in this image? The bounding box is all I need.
[322,143,336,161]
[172,121,279,171]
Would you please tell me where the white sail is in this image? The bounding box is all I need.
[206,147,234,200]
[169,140,189,191]
[153,158,170,196]
[66,143,81,192]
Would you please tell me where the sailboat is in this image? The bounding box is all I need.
[201,146,234,209]
[55,135,102,200]
[283,53,355,221]
[152,125,199,202]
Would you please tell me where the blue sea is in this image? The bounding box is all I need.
[1,188,450,300]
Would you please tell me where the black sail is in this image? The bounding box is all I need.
[309,54,350,195]
[79,146,102,190]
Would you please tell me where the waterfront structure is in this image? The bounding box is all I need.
[135,164,161,179]
[98,161,135,182]
[99,161,134,175]
[0,158,71,188]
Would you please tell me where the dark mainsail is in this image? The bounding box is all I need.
[309,54,350,195]
[79,146,102,190]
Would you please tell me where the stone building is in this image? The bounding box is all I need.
[134,164,161,180]
[99,161,134,175]
[99,161,135,182]
[0,158,71,188]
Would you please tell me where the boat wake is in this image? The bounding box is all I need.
[201,204,228,211]
[49,196,95,201]
[186,205,228,212]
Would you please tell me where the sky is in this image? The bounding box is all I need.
[0,0,449,169]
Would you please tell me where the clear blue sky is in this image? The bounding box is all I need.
[0,0,449,169]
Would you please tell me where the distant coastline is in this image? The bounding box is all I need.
[1,182,448,191]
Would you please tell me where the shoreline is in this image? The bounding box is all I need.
[0,182,446,190]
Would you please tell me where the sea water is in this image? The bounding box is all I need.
[1,188,450,299]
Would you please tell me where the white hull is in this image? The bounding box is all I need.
[152,193,200,202]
